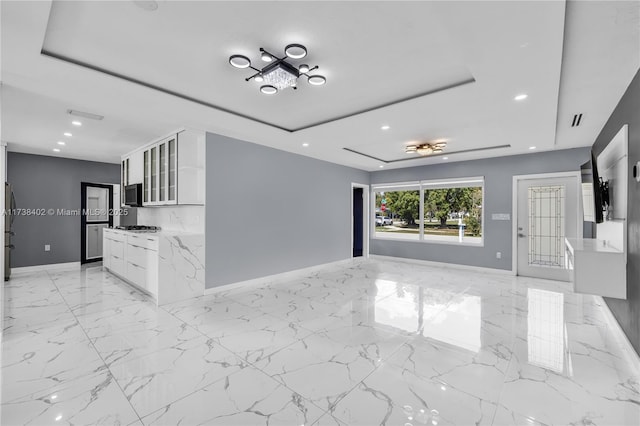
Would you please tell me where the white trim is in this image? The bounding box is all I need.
[370,254,515,275]
[371,235,484,247]
[12,261,81,274]
[351,182,370,259]
[598,295,640,366]
[204,258,363,296]
[512,171,582,275]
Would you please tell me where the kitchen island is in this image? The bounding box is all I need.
[103,228,205,305]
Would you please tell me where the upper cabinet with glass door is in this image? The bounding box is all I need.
[143,135,177,206]
[139,129,204,206]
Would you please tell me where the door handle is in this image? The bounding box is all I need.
[518,233,526,238]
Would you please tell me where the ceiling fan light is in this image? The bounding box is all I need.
[299,64,310,73]
[284,43,307,59]
[229,55,251,69]
[260,85,278,95]
[308,75,326,86]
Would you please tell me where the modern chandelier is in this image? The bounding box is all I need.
[405,141,447,156]
[228,44,326,95]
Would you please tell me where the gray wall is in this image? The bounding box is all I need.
[369,148,590,270]
[592,68,640,355]
[205,133,369,288]
[7,152,120,267]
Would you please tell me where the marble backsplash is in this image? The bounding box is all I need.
[137,205,204,233]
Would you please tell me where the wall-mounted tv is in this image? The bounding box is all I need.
[580,151,604,224]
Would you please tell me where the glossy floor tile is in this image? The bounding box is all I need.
[2,260,639,425]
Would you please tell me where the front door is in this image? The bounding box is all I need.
[516,176,578,281]
[81,183,113,264]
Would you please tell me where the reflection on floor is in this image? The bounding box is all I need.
[2,259,639,425]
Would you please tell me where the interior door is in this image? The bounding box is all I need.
[517,176,578,281]
[81,183,113,264]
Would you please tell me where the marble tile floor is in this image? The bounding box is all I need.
[1,259,639,425]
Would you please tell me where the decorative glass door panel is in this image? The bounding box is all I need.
[528,185,565,268]
[151,146,157,203]
[168,138,176,202]
[159,142,166,202]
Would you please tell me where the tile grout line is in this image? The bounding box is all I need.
[45,268,146,425]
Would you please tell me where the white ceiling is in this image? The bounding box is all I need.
[1,1,638,170]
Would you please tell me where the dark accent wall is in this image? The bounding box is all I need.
[592,68,640,354]
[205,133,369,288]
[369,148,590,270]
[7,152,120,267]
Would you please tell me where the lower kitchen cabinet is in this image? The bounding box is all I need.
[102,228,203,305]
[103,229,159,298]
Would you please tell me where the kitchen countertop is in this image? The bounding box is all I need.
[565,237,624,254]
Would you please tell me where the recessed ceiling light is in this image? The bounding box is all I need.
[229,55,251,69]
[529,146,536,150]
[381,125,390,130]
[379,165,384,168]
[514,94,528,101]
[63,132,72,137]
[442,157,449,160]
[57,141,66,146]
[307,75,326,86]
[260,51,273,62]
[53,148,61,152]
[260,85,277,95]
[299,64,310,73]
[302,143,309,147]
[254,74,264,83]
[71,121,82,126]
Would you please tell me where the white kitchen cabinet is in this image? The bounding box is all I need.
[102,228,203,304]
[143,135,177,206]
[177,130,205,205]
[138,130,204,206]
[103,229,159,298]
[103,234,112,270]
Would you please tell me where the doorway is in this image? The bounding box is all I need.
[351,183,369,258]
[514,173,580,281]
[353,187,363,257]
[81,182,113,264]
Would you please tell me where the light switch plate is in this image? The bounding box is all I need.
[44,244,51,252]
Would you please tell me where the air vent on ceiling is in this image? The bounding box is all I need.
[571,113,583,127]
[67,109,104,121]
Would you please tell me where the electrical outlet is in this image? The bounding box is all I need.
[496,251,501,259]
[44,244,51,252]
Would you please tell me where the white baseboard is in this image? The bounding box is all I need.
[204,257,364,296]
[11,261,81,274]
[597,295,640,365]
[370,254,515,275]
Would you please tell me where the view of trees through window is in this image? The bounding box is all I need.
[374,181,483,243]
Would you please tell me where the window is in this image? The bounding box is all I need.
[373,183,420,240]
[373,177,484,245]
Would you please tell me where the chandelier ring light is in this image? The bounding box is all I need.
[229,44,326,94]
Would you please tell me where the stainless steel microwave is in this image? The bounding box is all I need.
[124,183,142,207]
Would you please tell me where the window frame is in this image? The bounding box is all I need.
[371,176,485,247]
